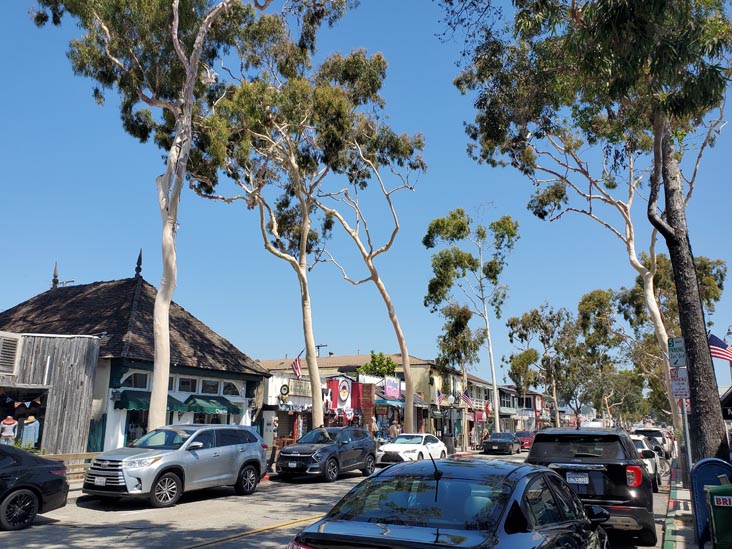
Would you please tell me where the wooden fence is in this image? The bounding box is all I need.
[44,452,101,480]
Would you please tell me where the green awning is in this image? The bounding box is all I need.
[114,390,189,412]
[184,395,242,415]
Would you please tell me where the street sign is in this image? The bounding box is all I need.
[668,336,687,367]
[671,367,690,398]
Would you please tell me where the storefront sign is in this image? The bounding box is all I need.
[289,379,312,397]
[384,377,400,399]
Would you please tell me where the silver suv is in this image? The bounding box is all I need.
[83,424,267,507]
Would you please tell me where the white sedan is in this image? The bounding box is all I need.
[376,433,448,465]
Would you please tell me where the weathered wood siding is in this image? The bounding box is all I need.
[0,335,98,454]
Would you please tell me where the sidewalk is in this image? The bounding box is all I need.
[663,463,701,548]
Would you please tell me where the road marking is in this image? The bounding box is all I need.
[178,514,324,548]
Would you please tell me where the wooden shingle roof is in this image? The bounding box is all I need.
[0,276,267,377]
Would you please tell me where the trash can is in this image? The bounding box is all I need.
[441,435,455,455]
[706,483,732,548]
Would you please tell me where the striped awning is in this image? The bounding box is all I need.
[113,390,188,412]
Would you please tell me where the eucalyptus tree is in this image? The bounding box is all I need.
[504,348,538,430]
[505,304,570,427]
[311,117,426,433]
[442,0,732,460]
[189,17,423,429]
[423,209,519,431]
[435,303,484,450]
[32,0,343,429]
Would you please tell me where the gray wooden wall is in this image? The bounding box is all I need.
[0,335,99,454]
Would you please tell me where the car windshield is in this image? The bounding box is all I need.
[489,433,513,441]
[531,434,626,459]
[632,439,647,451]
[298,428,338,444]
[515,432,531,438]
[132,427,194,450]
[392,435,425,445]
[326,475,510,531]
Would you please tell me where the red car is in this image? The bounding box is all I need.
[515,431,535,451]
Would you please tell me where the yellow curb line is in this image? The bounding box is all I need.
[178,514,324,549]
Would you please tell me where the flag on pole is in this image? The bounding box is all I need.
[460,389,474,409]
[709,333,732,361]
[291,356,303,380]
[436,389,443,409]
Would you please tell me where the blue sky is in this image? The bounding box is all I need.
[3,1,732,390]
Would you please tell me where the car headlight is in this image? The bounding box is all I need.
[123,457,161,469]
[311,448,327,463]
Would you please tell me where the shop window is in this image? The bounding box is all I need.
[168,377,174,390]
[201,380,219,394]
[178,378,197,393]
[223,382,240,396]
[122,373,148,389]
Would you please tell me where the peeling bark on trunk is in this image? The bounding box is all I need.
[649,116,729,461]
[298,268,324,429]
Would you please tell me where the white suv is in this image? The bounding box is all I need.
[83,424,267,507]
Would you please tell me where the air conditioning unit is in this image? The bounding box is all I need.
[0,332,20,375]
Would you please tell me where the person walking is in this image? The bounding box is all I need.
[388,420,399,441]
[0,416,18,445]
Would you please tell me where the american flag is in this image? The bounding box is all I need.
[709,334,732,361]
[291,356,303,380]
[436,389,443,409]
[460,389,474,409]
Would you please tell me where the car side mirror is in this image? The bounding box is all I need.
[653,445,664,455]
[188,441,204,451]
[585,504,610,525]
[641,449,656,459]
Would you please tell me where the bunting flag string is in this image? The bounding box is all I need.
[5,397,42,407]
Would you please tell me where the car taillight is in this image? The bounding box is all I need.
[287,540,314,549]
[50,468,67,477]
[626,465,643,487]
[261,444,268,451]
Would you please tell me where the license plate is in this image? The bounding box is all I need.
[94,477,107,486]
[288,461,297,468]
[566,472,589,485]
[492,446,498,449]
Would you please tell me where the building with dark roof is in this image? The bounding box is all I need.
[0,256,269,452]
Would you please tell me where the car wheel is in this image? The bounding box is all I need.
[440,451,446,458]
[324,458,339,482]
[417,452,424,461]
[0,489,39,531]
[234,465,258,496]
[149,472,182,508]
[361,454,376,476]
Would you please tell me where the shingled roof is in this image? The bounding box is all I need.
[0,275,267,377]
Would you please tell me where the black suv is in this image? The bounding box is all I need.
[526,428,657,546]
[276,426,376,482]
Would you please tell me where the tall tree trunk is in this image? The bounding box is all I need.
[370,271,414,432]
[552,381,561,427]
[481,305,501,433]
[297,268,324,429]
[649,114,728,461]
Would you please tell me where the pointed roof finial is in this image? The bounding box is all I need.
[52,261,59,289]
[135,249,142,278]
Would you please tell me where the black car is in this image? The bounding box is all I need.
[526,428,657,546]
[276,426,376,482]
[483,432,522,454]
[287,457,609,548]
[0,445,69,530]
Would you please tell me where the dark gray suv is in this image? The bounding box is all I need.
[276,426,376,482]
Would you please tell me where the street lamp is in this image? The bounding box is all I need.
[447,394,455,406]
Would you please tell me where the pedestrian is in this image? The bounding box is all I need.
[0,416,18,445]
[370,416,378,439]
[389,420,399,440]
[470,427,477,450]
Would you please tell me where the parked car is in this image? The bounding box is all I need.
[0,445,68,530]
[633,427,672,458]
[287,457,609,548]
[630,434,661,492]
[376,433,447,465]
[83,424,267,508]
[276,426,376,482]
[526,427,657,546]
[482,432,521,455]
[514,431,535,451]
